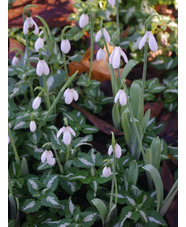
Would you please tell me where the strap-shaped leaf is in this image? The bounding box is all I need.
[128,160,138,185]
[142,164,163,211]
[121,59,138,80]
[91,198,108,225]
[141,109,150,136]
[150,137,161,171]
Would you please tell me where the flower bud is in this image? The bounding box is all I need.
[12,56,19,66]
[79,13,89,28]
[32,96,42,110]
[61,39,71,54]
[103,166,111,177]
[30,120,36,132]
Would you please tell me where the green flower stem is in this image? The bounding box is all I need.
[50,143,64,174]
[8,171,13,195]
[113,151,118,206]
[116,0,120,37]
[88,12,94,81]
[66,144,72,161]
[63,52,68,79]
[39,71,78,129]
[43,74,51,110]
[8,126,20,165]
[109,170,115,211]
[122,82,145,159]
[141,42,148,106]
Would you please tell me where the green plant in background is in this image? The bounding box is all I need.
[8,0,178,226]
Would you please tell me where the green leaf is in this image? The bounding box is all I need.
[146,210,167,226]
[141,109,150,136]
[121,60,138,80]
[41,191,60,208]
[21,157,29,176]
[59,176,81,195]
[27,177,42,197]
[72,135,93,148]
[42,174,59,192]
[82,125,99,134]
[91,198,108,225]
[112,103,121,130]
[119,206,133,227]
[9,161,21,178]
[128,160,138,185]
[68,170,90,184]
[21,199,41,213]
[150,137,161,171]
[80,211,97,226]
[13,120,28,130]
[142,164,164,211]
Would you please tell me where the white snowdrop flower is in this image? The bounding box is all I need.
[63,88,79,105]
[57,126,76,146]
[139,31,158,52]
[32,96,41,110]
[79,13,89,28]
[96,48,106,61]
[41,150,55,166]
[95,28,110,43]
[109,46,128,69]
[61,39,71,54]
[34,32,45,52]
[30,120,36,132]
[108,0,116,7]
[103,166,111,177]
[36,59,50,76]
[12,55,19,66]
[108,143,122,158]
[114,89,127,106]
[23,16,39,35]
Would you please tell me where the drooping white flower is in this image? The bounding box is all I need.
[114,89,127,106]
[63,88,79,104]
[109,46,128,69]
[34,32,45,52]
[30,120,36,132]
[23,16,39,35]
[41,150,55,166]
[32,96,41,110]
[108,0,116,7]
[57,126,76,146]
[61,39,71,54]
[95,28,110,43]
[36,59,50,76]
[139,31,158,52]
[108,143,122,158]
[79,13,89,28]
[103,166,111,177]
[96,48,106,61]
[12,56,19,66]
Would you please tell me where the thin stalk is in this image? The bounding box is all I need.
[88,13,94,81]
[8,126,20,165]
[141,42,148,104]
[116,0,120,36]
[66,145,71,161]
[109,171,115,211]
[43,74,51,110]
[8,171,13,195]
[63,52,68,79]
[50,143,64,174]
[113,152,118,206]
[39,71,78,129]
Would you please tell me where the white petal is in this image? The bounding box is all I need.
[79,14,89,28]
[63,131,71,146]
[64,90,73,104]
[109,48,115,65]
[12,56,19,66]
[41,150,47,163]
[108,0,116,7]
[35,38,44,51]
[95,30,102,42]
[119,90,127,106]
[43,60,50,75]
[96,48,106,61]
[23,18,30,35]
[103,166,111,177]
[32,20,39,35]
[112,47,120,69]
[114,90,121,103]
[30,121,36,132]
[47,151,55,165]
[36,60,43,76]
[68,126,76,136]
[63,88,70,97]
[120,47,128,63]
[61,39,71,54]
[108,145,113,156]
[71,89,79,101]
[138,32,148,50]
[32,96,41,110]
[57,127,65,138]
[103,28,110,43]
[148,32,158,52]
[115,143,122,158]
